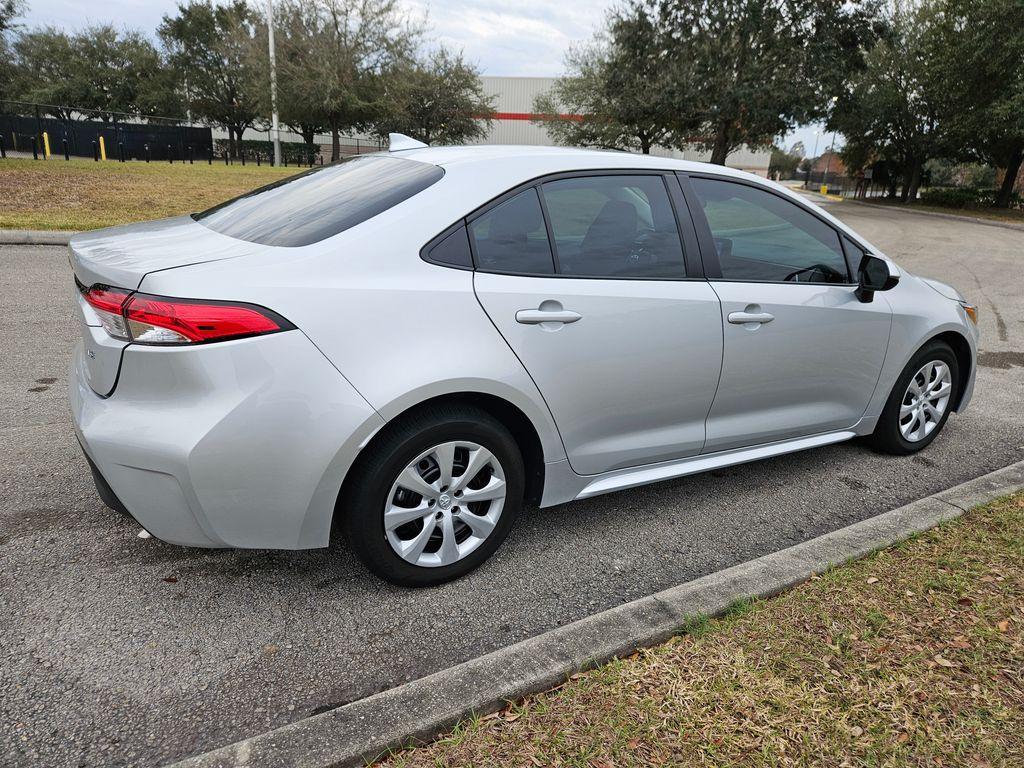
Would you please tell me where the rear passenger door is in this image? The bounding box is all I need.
[471,172,724,476]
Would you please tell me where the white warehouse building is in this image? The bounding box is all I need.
[230,75,771,175]
[471,76,772,176]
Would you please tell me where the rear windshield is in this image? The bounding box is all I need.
[193,155,444,247]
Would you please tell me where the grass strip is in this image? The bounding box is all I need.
[0,158,295,231]
[379,493,1024,767]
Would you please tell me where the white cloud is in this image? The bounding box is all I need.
[20,0,607,76]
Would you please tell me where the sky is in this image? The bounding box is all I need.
[20,0,833,157]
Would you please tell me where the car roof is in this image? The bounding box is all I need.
[390,143,760,182]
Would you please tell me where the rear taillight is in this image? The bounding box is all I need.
[82,286,132,340]
[80,283,293,345]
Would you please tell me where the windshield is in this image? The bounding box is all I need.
[193,155,444,247]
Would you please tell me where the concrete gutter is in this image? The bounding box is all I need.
[168,459,1024,768]
[0,229,77,246]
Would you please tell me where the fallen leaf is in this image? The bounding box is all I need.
[850,725,864,737]
[997,620,1010,632]
[162,576,178,584]
[866,577,879,585]
[933,654,956,668]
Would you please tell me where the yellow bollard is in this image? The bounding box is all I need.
[42,131,51,158]
[819,184,828,195]
[99,136,107,161]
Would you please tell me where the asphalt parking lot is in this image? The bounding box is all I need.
[2,201,1023,767]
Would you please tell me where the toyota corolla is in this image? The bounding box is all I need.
[69,137,979,586]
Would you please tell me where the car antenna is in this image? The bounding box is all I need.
[388,133,429,152]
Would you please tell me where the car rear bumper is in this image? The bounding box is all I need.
[70,330,385,549]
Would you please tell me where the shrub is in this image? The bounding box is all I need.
[919,187,1023,211]
[213,138,319,165]
[920,187,984,208]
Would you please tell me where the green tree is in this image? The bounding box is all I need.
[1,0,23,32]
[269,0,422,161]
[829,2,950,201]
[373,48,494,145]
[769,144,803,179]
[159,0,262,158]
[248,0,326,159]
[12,25,179,118]
[658,0,881,164]
[928,0,1024,208]
[0,0,26,101]
[534,3,685,154]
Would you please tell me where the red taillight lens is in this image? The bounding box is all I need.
[83,285,131,314]
[78,282,293,345]
[82,285,132,340]
[124,293,289,344]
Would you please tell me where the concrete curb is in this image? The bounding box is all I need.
[0,229,78,245]
[168,460,1024,768]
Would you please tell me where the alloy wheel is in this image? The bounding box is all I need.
[899,360,953,442]
[384,441,506,568]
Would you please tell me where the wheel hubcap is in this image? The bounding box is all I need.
[899,360,953,442]
[384,441,506,568]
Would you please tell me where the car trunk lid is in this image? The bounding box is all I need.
[70,215,264,396]
[69,214,261,289]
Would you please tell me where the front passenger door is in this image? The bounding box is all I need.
[684,175,892,453]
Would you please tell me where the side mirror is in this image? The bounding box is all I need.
[856,254,899,303]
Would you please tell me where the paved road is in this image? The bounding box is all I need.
[2,202,1023,767]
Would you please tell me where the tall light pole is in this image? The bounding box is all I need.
[267,0,282,167]
[822,131,838,191]
[806,130,820,189]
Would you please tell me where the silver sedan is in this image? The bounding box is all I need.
[69,137,979,586]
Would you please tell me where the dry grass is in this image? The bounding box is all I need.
[0,157,297,231]
[378,493,1024,767]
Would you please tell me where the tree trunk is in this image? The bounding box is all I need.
[709,122,731,165]
[899,159,916,202]
[905,158,924,203]
[886,176,898,199]
[227,127,235,160]
[639,134,651,154]
[995,144,1023,209]
[301,125,316,164]
[331,123,340,162]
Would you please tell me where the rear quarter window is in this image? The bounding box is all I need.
[193,155,444,247]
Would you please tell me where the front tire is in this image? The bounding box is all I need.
[340,404,524,587]
[868,340,959,455]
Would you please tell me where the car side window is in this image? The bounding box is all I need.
[469,188,555,275]
[690,177,850,284]
[841,234,868,277]
[540,175,687,279]
[426,225,474,268]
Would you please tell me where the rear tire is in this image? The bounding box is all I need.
[868,340,959,455]
[340,404,524,587]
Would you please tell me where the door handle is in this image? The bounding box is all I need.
[728,311,775,325]
[516,309,582,325]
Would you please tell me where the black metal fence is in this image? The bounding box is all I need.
[800,170,894,199]
[0,100,386,165]
[0,100,213,161]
